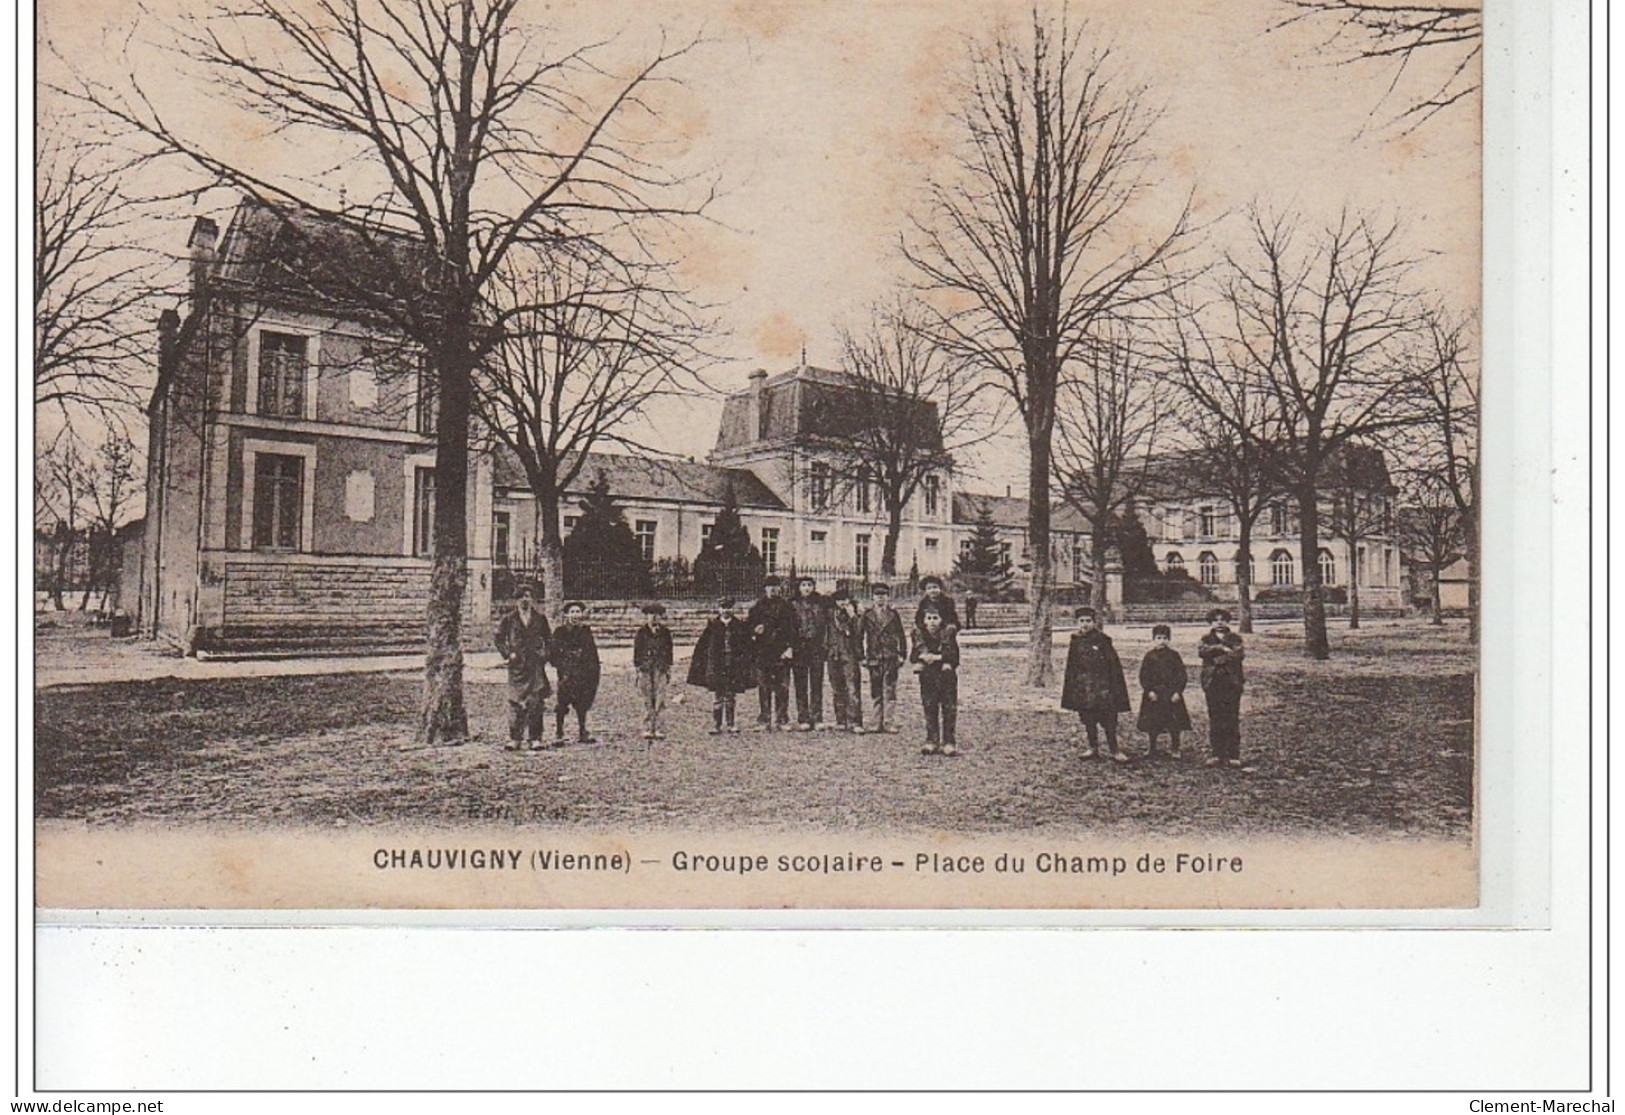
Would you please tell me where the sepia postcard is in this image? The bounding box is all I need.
[33,0,1491,918]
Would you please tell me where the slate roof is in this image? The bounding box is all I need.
[713,365,944,455]
[210,199,432,315]
[493,446,787,510]
[952,492,1091,534]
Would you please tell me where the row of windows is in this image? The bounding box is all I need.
[1159,502,1395,542]
[1161,548,1389,587]
[249,452,436,555]
[806,464,942,517]
[250,328,437,435]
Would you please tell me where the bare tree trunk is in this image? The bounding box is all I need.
[1431,572,1444,625]
[1347,555,1361,630]
[881,503,903,577]
[420,327,473,745]
[1297,488,1330,659]
[1089,527,1109,616]
[1235,520,1255,634]
[538,499,565,619]
[1026,433,1055,686]
[1464,493,1479,643]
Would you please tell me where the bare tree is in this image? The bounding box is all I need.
[474,245,708,611]
[1409,305,1478,637]
[1053,324,1162,616]
[35,122,167,422]
[904,11,1188,686]
[828,299,987,577]
[36,433,95,611]
[1163,328,1282,634]
[1175,210,1425,659]
[1272,1,1481,131]
[1396,470,1462,625]
[1322,444,1396,629]
[80,426,144,611]
[65,0,707,742]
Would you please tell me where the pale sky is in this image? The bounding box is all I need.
[37,0,1481,492]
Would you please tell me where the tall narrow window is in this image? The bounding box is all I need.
[493,511,511,567]
[1318,548,1336,586]
[854,533,871,578]
[761,527,780,573]
[1072,539,1086,582]
[856,468,872,513]
[1270,503,1289,535]
[1199,551,1219,586]
[412,467,436,557]
[257,332,307,418]
[634,520,657,565]
[252,454,304,550]
[1271,549,1295,586]
[810,462,830,511]
[924,475,940,517]
[1199,506,1216,538]
[1165,552,1185,574]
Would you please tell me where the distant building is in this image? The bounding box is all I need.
[140,200,492,651]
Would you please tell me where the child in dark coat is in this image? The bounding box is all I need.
[687,598,756,733]
[910,606,961,756]
[1060,607,1133,762]
[633,602,674,741]
[550,601,601,745]
[1137,624,1193,759]
[1198,608,1247,768]
[494,583,552,750]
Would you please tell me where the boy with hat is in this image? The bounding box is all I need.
[790,575,830,729]
[860,582,907,733]
[687,597,755,733]
[494,582,552,750]
[910,605,961,755]
[550,601,601,745]
[1137,623,1193,759]
[913,574,961,634]
[1060,606,1133,762]
[632,602,674,741]
[1198,608,1247,768]
[826,589,865,732]
[746,575,796,730]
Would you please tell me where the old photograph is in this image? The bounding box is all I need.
[33,0,1482,911]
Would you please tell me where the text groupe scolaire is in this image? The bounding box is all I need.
[371,847,1243,877]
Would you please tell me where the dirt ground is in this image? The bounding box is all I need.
[34,618,1475,837]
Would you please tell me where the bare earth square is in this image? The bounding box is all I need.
[35,619,1473,839]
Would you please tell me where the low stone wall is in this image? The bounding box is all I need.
[209,553,490,651]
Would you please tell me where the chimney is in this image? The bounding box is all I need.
[1006,484,1012,498]
[748,368,768,441]
[188,216,219,308]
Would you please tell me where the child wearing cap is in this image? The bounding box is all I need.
[826,590,865,732]
[494,583,552,751]
[550,602,601,745]
[1060,606,1133,762]
[860,583,907,733]
[1137,624,1192,759]
[687,597,755,733]
[1198,609,1247,768]
[913,575,961,634]
[633,603,674,741]
[910,606,961,755]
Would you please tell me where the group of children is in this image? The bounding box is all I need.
[495,579,1246,767]
[1060,606,1247,768]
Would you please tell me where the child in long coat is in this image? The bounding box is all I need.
[1060,607,1133,762]
[494,583,552,750]
[633,602,674,741]
[687,598,756,733]
[1137,624,1193,759]
[1198,608,1247,768]
[550,601,601,745]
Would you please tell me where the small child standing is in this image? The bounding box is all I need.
[1137,624,1193,759]
[686,597,755,733]
[910,607,961,756]
[1060,606,1133,762]
[550,601,601,745]
[861,583,907,734]
[1198,608,1247,769]
[632,602,674,741]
